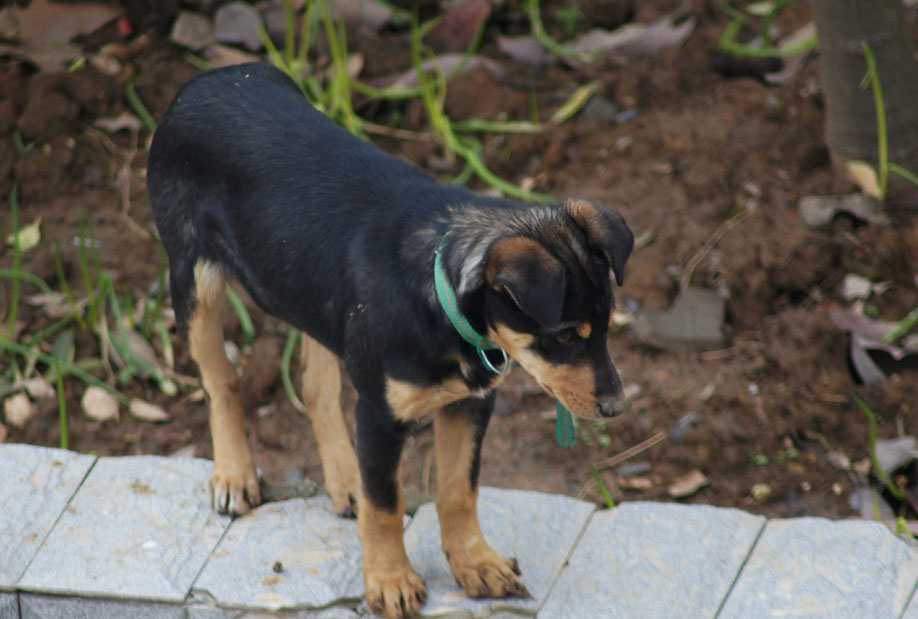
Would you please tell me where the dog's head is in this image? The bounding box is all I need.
[477,199,633,419]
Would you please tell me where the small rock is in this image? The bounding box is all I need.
[583,96,621,122]
[129,399,170,422]
[670,412,698,442]
[170,11,215,51]
[615,461,651,477]
[632,286,726,350]
[874,436,918,475]
[840,274,873,301]
[751,483,772,502]
[4,392,36,429]
[619,476,654,490]
[214,2,264,52]
[667,469,709,498]
[81,386,119,422]
[849,487,895,521]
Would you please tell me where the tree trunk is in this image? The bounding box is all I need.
[809,0,918,193]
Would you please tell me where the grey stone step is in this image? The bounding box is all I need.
[539,502,765,619]
[903,590,918,619]
[718,517,918,619]
[192,496,364,611]
[404,487,595,617]
[17,455,231,603]
[0,444,96,590]
[0,593,18,619]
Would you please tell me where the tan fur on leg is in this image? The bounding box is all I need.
[299,334,359,517]
[190,262,260,515]
[359,485,427,618]
[434,410,529,599]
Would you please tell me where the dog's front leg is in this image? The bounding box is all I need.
[355,399,426,618]
[435,395,530,599]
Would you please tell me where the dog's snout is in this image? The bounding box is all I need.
[597,396,626,418]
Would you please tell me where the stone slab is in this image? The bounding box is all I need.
[719,518,918,618]
[404,486,595,617]
[902,588,918,619]
[18,456,231,602]
[193,496,364,611]
[539,502,765,619]
[0,444,96,589]
[18,594,184,619]
[0,593,18,619]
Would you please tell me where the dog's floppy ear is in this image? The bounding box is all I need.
[485,237,565,327]
[565,199,634,286]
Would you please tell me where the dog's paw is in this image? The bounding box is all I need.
[365,566,427,618]
[447,544,530,600]
[210,465,261,516]
[326,463,359,518]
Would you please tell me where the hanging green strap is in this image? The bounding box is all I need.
[555,402,576,448]
[434,232,509,374]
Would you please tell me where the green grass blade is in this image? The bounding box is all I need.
[855,395,904,500]
[125,79,158,131]
[225,286,255,347]
[54,354,69,449]
[593,467,616,509]
[0,269,55,295]
[0,336,130,404]
[881,307,918,345]
[281,329,307,414]
[890,163,918,187]
[861,43,888,199]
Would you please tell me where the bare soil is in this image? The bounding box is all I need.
[2,0,917,521]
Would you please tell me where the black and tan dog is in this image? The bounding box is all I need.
[148,63,633,617]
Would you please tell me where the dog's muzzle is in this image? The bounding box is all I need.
[598,396,626,418]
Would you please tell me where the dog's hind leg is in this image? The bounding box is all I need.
[188,261,261,515]
[435,395,529,599]
[299,333,359,517]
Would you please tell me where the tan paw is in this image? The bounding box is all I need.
[365,566,427,618]
[447,545,530,599]
[210,465,261,516]
[326,461,359,519]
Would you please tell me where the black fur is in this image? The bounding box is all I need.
[148,63,633,512]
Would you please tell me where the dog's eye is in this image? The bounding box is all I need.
[556,333,572,344]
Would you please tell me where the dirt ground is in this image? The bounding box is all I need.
[2,0,917,522]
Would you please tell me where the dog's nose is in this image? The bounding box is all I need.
[598,396,626,418]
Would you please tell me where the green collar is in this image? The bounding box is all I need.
[434,231,509,374]
[433,231,575,447]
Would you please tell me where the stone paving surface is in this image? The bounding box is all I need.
[3,444,918,618]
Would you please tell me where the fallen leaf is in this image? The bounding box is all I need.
[0,0,119,70]
[6,216,41,252]
[4,392,37,429]
[26,292,74,319]
[875,436,918,475]
[797,193,890,228]
[0,421,7,443]
[568,13,695,60]
[170,11,214,51]
[94,112,143,133]
[497,35,550,66]
[840,274,873,301]
[214,1,263,52]
[849,487,895,521]
[667,469,709,498]
[847,160,883,199]
[81,386,119,422]
[326,0,391,31]
[203,42,261,68]
[22,376,56,400]
[369,54,505,89]
[129,398,169,422]
[425,0,490,54]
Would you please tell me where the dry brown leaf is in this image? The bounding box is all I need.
[81,386,119,422]
[129,399,169,422]
[667,469,709,498]
[4,392,37,429]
